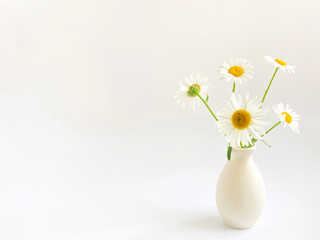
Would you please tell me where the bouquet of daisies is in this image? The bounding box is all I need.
[175,56,300,160]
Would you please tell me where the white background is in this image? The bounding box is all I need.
[0,0,320,239]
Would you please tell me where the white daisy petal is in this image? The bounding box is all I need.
[273,102,300,134]
[264,56,274,63]
[217,92,267,147]
[218,58,254,85]
[265,55,296,74]
[174,72,211,110]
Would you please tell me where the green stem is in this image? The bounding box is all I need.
[261,67,279,103]
[265,121,281,135]
[196,93,218,121]
[232,82,236,93]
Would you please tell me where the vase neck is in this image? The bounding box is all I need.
[230,146,256,162]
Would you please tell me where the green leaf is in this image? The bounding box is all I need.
[251,138,258,145]
[261,139,272,147]
[227,146,232,161]
[206,94,209,102]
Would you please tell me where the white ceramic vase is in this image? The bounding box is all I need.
[216,146,266,229]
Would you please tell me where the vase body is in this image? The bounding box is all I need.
[216,146,265,229]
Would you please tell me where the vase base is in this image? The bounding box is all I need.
[223,220,255,229]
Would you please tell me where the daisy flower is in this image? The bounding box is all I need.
[264,56,296,74]
[217,93,268,147]
[218,58,254,85]
[174,72,211,110]
[272,103,300,133]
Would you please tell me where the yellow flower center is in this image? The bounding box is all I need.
[275,59,287,66]
[281,112,292,123]
[228,66,244,77]
[187,84,201,97]
[231,110,251,129]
